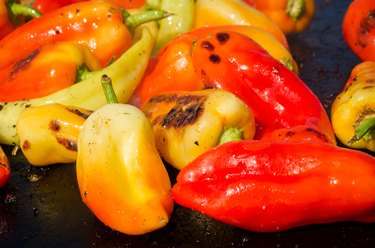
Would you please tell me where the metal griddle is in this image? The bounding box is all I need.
[1,0,374,247]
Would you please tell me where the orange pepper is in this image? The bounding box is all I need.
[0,42,101,101]
[244,0,316,34]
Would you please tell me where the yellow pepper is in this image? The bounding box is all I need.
[16,103,93,166]
[331,61,375,152]
[0,26,153,146]
[76,75,173,235]
[142,89,256,170]
[194,0,289,49]
[245,0,315,34]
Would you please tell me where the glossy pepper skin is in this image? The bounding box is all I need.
[342,0,375,61]
[0,26,153,145]
[194,0,289,49]
[142,89,256,170]
[0,42,101,101]
[331,61,375,152]
[244,0,315,34]
[0,0,41,39]
[16,103,93,166]
[0,145,11,188]
[132,28,335,144]
[0,0,165,69]
[76,103,173,235]
[172,140,375,232]
[130,25,298,107]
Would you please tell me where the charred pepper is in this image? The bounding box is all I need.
[142,89,256,170]
[331,61,375,152]
[0,26,153,145]
[0,145,10,187]
[244,0,316,34]
[0,0,167,69]
[76,75,173,235]
[172,140,375,232]
[0,41,101,101]
[16,103,93,166]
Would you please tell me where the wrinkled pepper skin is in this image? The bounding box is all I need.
[342,0,375,61]
[194,0,289,49]
[244,0,315,34]
[16,103,93,166]
[331,61,375,152]
[192,30,335,143]
[142,89,256,170]
[172,140,375,232]
[76,103,173,235]
[0,145,11,188]
[0,26,153,145]
[0,42,101,101]
[0,0,157,69]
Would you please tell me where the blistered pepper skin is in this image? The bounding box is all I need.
[172,140,375,232]
[76,104,173,235]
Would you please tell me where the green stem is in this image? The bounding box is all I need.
[348,117,375,145]
[124,9,169,33]
[286,0,305,21]
[144,0,162,10]
[101,74,118,104]
[7,1,42,25]
[217,126,244,145]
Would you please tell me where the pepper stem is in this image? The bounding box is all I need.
[348,117,375,145]
[7,1,42,25]
[124,9,170,33]
[101,74,118,104]
[217,126,244,145]
[286,0,305,20]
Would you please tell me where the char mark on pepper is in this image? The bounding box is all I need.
[56,137,78,151]
[358,9,375,47]
[216,32,230,44]
[67,107,93,119]
[10,48,41,78]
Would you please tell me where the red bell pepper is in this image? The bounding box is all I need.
[342,0,375,61]
[0,0,163,69]
[131,27,335,144]
[0,145,10,187]
[172,140,375,232]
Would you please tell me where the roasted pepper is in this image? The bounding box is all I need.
[244,0,315,34]
[16,103,93,166]
[76,75,173,235]
[0,0,167,69]
[0,41,101,101]
[342,0,375,61]
[194,0,289,49]
[0,26,153,146]
[0,0,41,39]
[172,140,375,232]
[0,145,11,187]
[131,28,335,144]
[142,89,256,170]
[331,61,375,152]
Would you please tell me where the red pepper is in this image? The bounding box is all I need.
[0,145,10,187]
[0,0,41,39]
[172,140,375,232]
[0,0,159,69]
[32,0,145,14]
[132,27,335,144]
[342,0,375,61]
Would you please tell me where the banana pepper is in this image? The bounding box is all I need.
[16,103,93,166]
[0,41,101,101]
[0,26,153,146]
[0,0,166,69]
[244,0,316,34]
[194,0,289,49]
[76,76,173,235]
[0,145,11,187]
[331,61,375,152]
[0,0,41,39]
[142,89,256,170]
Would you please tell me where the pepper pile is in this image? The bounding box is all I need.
[0,0,374,237]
